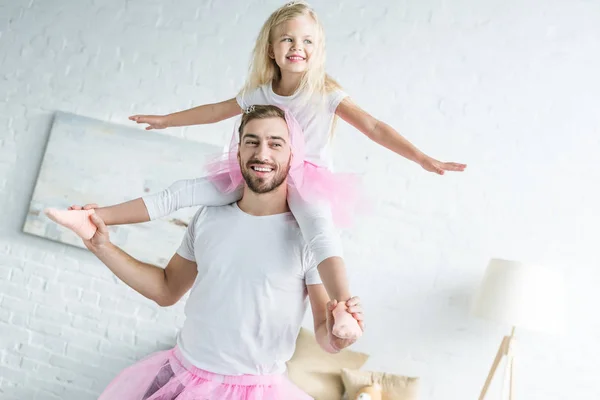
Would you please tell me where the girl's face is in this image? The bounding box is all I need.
[269,15,317,75]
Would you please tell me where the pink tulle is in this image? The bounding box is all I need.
[205,108,365,227]
[98,346,312,400]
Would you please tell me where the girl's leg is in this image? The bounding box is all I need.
[141,175,243,221]
[46,175,242,239]
[287,187,362,340]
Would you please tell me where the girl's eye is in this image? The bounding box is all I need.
[283,38,292,42]
[304,39,312,44]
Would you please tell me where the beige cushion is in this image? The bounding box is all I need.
[341,368,420,400]
[286,328,370,400]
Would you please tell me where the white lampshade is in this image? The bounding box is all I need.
[471,258,566,334]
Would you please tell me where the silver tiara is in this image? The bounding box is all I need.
[244,105,255,114]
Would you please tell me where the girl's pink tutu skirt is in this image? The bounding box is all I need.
[206,109,366,227]
[98,346,312,400]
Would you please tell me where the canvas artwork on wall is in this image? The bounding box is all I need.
[23,112,221,266]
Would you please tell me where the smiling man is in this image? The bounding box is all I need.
[86,105,364,400]
[238,109,291,194]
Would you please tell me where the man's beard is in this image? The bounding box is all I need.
[241,159,290,194]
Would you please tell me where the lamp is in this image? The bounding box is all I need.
[471,258,566,400]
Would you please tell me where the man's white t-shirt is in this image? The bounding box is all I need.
[237,83,348,169]
[176,203,322,376]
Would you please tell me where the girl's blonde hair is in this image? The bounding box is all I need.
[239,1,343,103]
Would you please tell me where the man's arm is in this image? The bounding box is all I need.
[85,213,198,307]
[306,284,364,353]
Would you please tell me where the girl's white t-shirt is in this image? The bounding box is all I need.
[176,203,322,376]
[236,83,348,169]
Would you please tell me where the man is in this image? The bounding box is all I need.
[84,105,364,399]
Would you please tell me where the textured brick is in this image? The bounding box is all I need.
[34,305,72,325]
[0,281,30,300]
[0,324,31,349]
[56,271,92,290]
[2,352,22,369]
[24,262,57,280]
[0,265,11,280]
[27,275,46,292]
[18,344,52,364]
[27,318,62,337]
[30,333,68,354]
[1,296,36,315]
[0,308,10,323]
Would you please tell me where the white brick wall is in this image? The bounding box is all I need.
[1,0,599,399]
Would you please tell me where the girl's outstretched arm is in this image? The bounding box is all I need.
[130,97,242,130]
[336,97,466,175]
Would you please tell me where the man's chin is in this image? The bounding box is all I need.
[241,167,288,194]
[246,177,272,194]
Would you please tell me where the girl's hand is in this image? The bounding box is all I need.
[129,115,169,130]
[419,155,467,175]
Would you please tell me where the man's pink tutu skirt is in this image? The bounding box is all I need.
[98,346,312,400]
[205,108,366,227]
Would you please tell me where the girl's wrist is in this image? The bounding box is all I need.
[162,114,173,128]
[414,151,428,165]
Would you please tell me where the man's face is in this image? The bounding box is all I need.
[238,117,292,194]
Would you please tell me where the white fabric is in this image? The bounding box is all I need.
[237,83,348,169]
[142,175,343,265]
[142,176,242,221]
[175,203,322,376]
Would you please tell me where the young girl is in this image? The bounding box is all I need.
[46,1,465,339]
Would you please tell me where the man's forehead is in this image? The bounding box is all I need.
[242,132,288,140]
[242,119,290,141]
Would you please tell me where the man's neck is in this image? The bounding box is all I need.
[237,185,289,216]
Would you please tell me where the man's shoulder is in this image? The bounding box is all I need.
[190,203,237,223]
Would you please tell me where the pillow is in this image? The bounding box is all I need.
[286,328,370,400]
[341,368,420,400]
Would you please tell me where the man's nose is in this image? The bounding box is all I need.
[254,142,271,160]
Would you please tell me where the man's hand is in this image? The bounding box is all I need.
[83,214,112,253]
[68,203,98,211]
[326,296,365,352]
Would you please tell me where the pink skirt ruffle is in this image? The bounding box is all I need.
[98,346,312,400]
[206,158,365,228]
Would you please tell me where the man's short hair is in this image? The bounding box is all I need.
[238,105,286,141]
